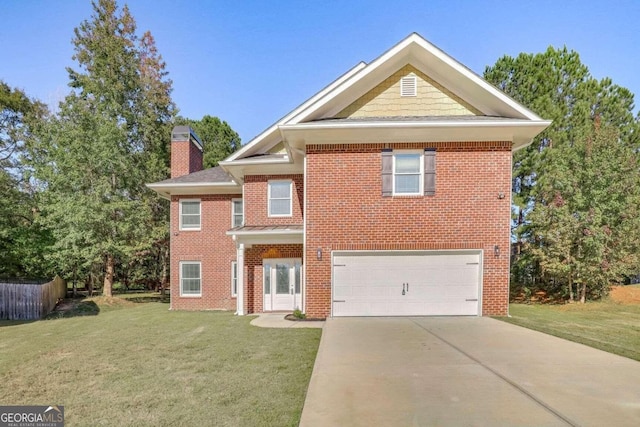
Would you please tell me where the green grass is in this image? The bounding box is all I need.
[497,299,640,361]
[0,295,321,426]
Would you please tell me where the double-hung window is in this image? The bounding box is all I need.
[268,180,292,217]
[232,199,243,227]
[180,261,201,296]
[180,199,201,230]
[393,151,423,195]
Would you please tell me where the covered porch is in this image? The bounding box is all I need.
[227,225,304,315]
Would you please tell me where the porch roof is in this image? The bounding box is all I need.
[226,224,303,246]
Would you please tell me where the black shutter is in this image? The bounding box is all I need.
[381,149,393,197]
[424,148,436,196]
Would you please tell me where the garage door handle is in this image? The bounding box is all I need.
[466,298,478,302]
[333,300,346,303]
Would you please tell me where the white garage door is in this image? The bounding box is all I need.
[332,251,481,316]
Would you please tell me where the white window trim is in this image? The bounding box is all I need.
[268,180,293,217]
[179,261,202,297]
[231,261,238,297]
[392,150,424,196]
[179,199,201,231]
[231,198,244,227]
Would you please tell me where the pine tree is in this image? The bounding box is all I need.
[30,0,175,295]
[485,47,640,301]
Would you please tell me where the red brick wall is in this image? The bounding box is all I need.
[244,244,303,313]
[171,139,203,178]
[170,194,241,310]
[243,174,304,225]
[305,141,512,318]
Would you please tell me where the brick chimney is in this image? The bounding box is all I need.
[171,126,203,178]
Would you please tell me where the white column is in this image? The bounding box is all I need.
[236,243,245,315]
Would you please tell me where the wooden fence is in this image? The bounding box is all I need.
[0,276,67,320]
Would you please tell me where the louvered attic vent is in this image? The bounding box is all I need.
[400,74,417,97]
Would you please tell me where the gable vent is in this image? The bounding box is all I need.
[400,74,417,97]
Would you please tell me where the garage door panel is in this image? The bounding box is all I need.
[333,251,481,317]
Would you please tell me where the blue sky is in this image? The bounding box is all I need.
[1,0,638,142]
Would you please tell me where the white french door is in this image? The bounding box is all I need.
[263,259,302,311]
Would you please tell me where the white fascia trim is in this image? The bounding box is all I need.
[219,157,291,167]
[407,36,544,121]
[146,182,241,198]
[280,119,552,131]
[226,229,304,237]
[225,62,367,162]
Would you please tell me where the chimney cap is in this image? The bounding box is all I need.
[171,125,203,150]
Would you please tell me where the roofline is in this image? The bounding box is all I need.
[219,157,292,167]
[225,61,368,162]
[225,33,548,163]
[146,182,241,199]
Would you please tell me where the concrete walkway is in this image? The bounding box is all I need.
[250,312,324,329]
[300,317,640,427]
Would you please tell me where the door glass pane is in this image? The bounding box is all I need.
[264,264,271,294]
[294,262,301,294]
[276,264,290,294]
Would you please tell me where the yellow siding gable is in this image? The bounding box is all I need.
[268,141,287,154]
[335,64,481,118]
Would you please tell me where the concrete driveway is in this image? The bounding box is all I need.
[300,317,640,427]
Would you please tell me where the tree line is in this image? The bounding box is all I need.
[484,48,640,302]
[0,0,239,295]
[2,0,639,302]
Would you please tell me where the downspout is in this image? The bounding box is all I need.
[302,153,307,314]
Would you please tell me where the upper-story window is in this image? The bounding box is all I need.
[180,199,201,230]
[393,151,423,195]
[268,180,292,217]
[382,148,436,197]
[232,199,243,227]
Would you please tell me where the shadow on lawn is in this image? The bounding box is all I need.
[124,294,170,304]
[0,319,38,327]
[45,300,100,319]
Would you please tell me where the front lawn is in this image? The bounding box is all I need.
[0,295,321,426]
[498,293,640,361]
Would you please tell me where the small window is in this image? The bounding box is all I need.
[400,74,417,97]
[393,152,423,195]
[180,261,201,296]
[231,261,238,297]
[268,181,292,217]
[232,199,243,227]
[180,200,201,230]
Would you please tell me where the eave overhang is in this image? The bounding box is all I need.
[146,182,241,199]
[279,118,552,151]
[226,225,304,247]
[219,156,304,183]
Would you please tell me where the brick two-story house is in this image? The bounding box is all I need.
[148,33,550,318]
